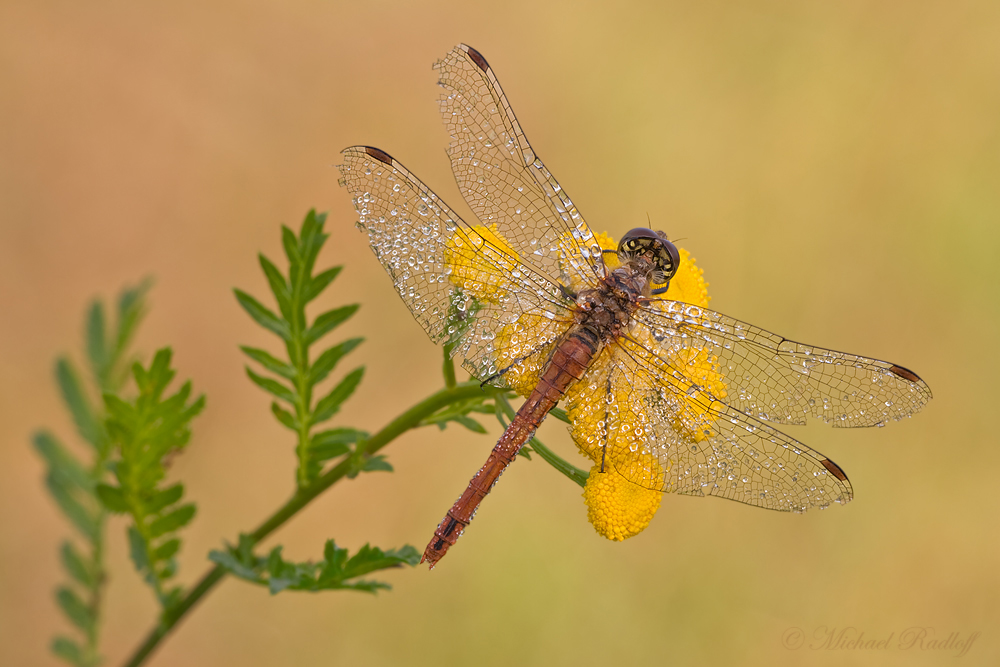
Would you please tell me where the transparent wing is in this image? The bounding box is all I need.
[338,146,575,386]
[567,337,853,512]
[435,44,603,291]
[634,300,932,428]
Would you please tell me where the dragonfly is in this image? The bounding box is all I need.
[338,44,932,569]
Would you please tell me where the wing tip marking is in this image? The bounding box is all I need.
[820,457,849,482]
[364,146,394,165]
[463,45,490,72]
[888,364,922,384]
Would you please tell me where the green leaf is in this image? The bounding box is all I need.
[208,548,260,581]
[281,225,300,268]
[60,541,95,588]
[240,346,295,380]
[113,279,152,362]
[271,402,298,430]
[85,301,107,384]
[148,504,196,538]
[245,367,297,405]
[95,484,129,513]
[305,266,342,303]
[311,428,366,461]
[56,359,103,449]
[312,367,364,424]
[309,338,363,385]
[212,537,418,595]
[128,526,150,573]
[234,289,290,340]
[454,415,486,433]
[259,254,291,319]
[145,484,184,515]
[153,538,181,561]
[304,305,359,346]
[361,455,393,473]
[550,406,570,424]
[34,432,92,492]
[56,586,93,633]
[45,474,97,541]
[51,636,86,666]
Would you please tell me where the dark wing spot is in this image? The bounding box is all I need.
[820,458,849,482]
[889,364,922,383]
[465,46,490,72]
[364,147,393,165]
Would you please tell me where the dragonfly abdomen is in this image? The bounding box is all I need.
[421,327,601,568]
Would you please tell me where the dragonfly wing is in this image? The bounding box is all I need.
[634,301,932,428]
[338,147,574,386]
[568,337,853,511]
[435,44,603,291]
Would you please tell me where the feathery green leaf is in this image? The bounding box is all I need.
[312,367,364,424]
[234,290,290,340]
[245,367,297,405]
[240,346,296,380]
[304,305,359,347]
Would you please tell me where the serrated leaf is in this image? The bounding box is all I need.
[258,254,291,318]
[234,289,290,340]
[304,305,359,346]
[311,428,366,461]
[312,367,364,424]
[51,636,86,666]
[208,549,260,581]
[245,367,297,405]
[45,475,97,541]
[85,301,107,384]
[550,406,570,424]
[271,402,298,430]
[305,266,342,303]
[56,586,93,633]
[153,538,181,561]
[281,225,300,267]
[454,415,486,433]
[145,484,183,515]
[113,279,151,364]
[149,504,196,538]
[95,484,129,513]
[60,541,94,588]
[128,526,150,573]
[240,346,295,380]
[361,455,393,473]
[34,432,91,492]
[308,338,363,385]
[56,360,103,449]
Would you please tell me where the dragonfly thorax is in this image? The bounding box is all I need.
[574,265,649,343]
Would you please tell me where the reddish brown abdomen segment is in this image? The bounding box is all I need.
[421,329,599,568]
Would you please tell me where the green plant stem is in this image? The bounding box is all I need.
[441,348,456,389]
[121,381,493,667]
[495,394,588,487]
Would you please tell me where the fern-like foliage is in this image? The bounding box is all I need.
[209,535,420,594]
[33,283,149,666]
[97,348,205,610]
[235,209,367,487]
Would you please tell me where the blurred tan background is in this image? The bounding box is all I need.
[3,1,998,665]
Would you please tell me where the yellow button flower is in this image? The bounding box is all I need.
[443,225,717,542]
[564,231,715,541]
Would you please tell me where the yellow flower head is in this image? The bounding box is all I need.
[568,231,715,541]
[443,226,716,542]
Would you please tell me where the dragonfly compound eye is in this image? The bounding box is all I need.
[618,227,680,280]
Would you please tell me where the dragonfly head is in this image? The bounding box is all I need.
[618,228,680,290]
